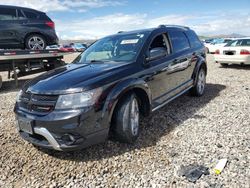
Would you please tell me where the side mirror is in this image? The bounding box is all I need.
[146,47,167,62]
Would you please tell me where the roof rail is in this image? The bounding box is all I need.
[158,25,190,30]
[118,31,124,33]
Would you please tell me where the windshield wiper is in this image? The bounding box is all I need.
[89,60,105,64]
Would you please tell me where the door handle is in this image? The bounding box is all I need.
[173,59,179,63]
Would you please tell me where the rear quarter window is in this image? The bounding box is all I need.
[169,31,190,53]
[17,9,26,20]
[186,30,202,48]
[23,10,38,19]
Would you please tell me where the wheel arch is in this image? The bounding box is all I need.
[192,58,207,83]
[102,78,152,125]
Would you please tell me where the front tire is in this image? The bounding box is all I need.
[190,67,206,97]
[25,34,46,50]
[112,94,140,143]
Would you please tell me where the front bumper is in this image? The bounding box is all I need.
[15,106,109,151]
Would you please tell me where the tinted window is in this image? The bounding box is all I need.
[23,10,38,19]
[73,32,149,63]
[226,39,250,47]
[241,39,250,46]
[224,39,232,43]
[186,30,202,48]
[39,13,50,21]
[0,8,17,20]
[169,31,190,53]
[17,9,26,19]
[149,33,171,54]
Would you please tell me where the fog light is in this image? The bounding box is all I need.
[60,134,85,146]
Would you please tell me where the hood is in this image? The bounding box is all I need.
[24,62,133,94]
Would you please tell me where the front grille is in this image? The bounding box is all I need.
[19,92,58,114]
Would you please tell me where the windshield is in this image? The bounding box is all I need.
[225,39,250,47]
[212,39,225,44]
[73,32,149,63]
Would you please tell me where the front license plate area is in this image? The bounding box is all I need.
[18,117,33,134]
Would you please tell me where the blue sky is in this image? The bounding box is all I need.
[3,0,250,39]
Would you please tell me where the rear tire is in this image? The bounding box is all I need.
[220,63,229,67]
[25,34,46,50]
[112,93,140,143]
[190,67,206,97]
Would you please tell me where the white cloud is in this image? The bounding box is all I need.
[2,1,249,38]
[58,14,192,40]
[192,14,250,36]
[1,0,124,12]
[57,13,148,40]
[57,12,250,40]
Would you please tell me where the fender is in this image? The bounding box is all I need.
[101,78,152,123]
[192,55,207,83]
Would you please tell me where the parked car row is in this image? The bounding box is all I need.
[203,38,235,54]
[214,37,250,66]
[46,43,88,52]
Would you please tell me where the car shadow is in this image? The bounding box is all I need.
[40,83,226,161]
[219,64,250,70]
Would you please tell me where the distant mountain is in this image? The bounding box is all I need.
[199,33,247,39]
[213,33,247,38]
[59,39,95,45]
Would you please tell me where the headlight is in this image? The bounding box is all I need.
[16,90,23,102]
[55,88,102,110]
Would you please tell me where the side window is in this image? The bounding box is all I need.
[23,10,38,19]
[241,39,250,46]
[0,8,17,20]
[186,30,202,48]
[169,31,190,53]
[149,33,171,54]
[17,10,26,20]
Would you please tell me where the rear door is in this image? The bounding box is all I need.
[167,30,194,87]
[0,7,20,46]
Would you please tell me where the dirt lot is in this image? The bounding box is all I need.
[0,54,249,187]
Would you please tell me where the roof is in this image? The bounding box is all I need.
[107,25,191,38]
[0,5,44,13]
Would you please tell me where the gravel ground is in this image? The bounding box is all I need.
[0,55,249,188]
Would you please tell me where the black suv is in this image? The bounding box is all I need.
[14,25,207,151]
[0,5,58,50]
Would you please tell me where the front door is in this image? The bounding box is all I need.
[143,33,177,107]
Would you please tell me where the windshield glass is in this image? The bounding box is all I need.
[212,39,224,44]
[73,32,149,63]
[225,39,250,47]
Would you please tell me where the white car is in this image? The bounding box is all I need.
[46,45,60,50]
[214,38,250,66]
[205,38,233,53]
